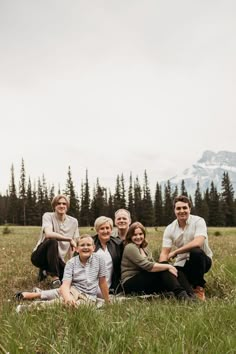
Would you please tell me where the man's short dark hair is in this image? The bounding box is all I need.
[173,195,192,209]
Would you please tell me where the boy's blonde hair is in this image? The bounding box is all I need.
[75,234,94,247]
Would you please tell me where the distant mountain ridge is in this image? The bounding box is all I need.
[162,150,236,196]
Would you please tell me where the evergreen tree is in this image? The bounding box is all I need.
[103,188,108,213]
[128,173,135,221]
[180,180,188,197]
[202,188,209,223]
[141,170,154,226]
[221,172,235,226]
[32,180,41,225]
[49,184,55,201]
[37,178,44,221]
[189,195,195,214]
[42,174,51,213]
[107,190,115,219]
[90,179,108,224]
[79,170,91,226]
[7,164,18,224]
[120,173,126,208]
[25,177,37,225]
[234,199,236,226]
[172,185,178,201]
[33,181,39,224]
[163,181,174,225]
[114,175,122,211]
[65,166,79,220]
[194,182,203,216]
[154,182,163,226]
[0,194,9,224]
[133,176,142,222]
[18,158,27,225]
[208,181,222,226]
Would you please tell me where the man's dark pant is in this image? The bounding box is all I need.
[176,247,212,288]
[31,239,65,280]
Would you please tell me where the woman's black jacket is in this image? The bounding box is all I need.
[93,234,123,294]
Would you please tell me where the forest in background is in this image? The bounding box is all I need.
[1,159,235,227]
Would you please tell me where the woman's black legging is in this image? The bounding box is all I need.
[122,270,186,297]
[31,239,65,280]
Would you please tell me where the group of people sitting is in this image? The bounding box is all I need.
[15,194,213,312]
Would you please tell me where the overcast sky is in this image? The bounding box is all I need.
[1,0,236,195]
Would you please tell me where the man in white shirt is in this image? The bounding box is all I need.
[159,195,213,301]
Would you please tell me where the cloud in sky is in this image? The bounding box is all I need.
[1,0,236,194]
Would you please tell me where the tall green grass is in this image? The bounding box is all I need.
[0,226,235,353]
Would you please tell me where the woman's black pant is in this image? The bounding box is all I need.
[176,247,212,288]
[31,239,65,280]
[122,270,186,297]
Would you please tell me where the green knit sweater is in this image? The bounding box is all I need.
[121,243,155,284]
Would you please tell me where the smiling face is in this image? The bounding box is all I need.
[97,222,112,244]
[131,227,145,248]
[76,237,95,261]
[174,201,191,226]
[115,211,131,231]
[54,197,68,216]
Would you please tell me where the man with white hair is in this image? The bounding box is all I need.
[113,209,131,241]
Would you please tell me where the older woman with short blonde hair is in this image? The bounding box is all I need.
[94,216,113,232]
[93,216,123,295]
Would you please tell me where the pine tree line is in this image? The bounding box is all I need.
[1,159,236,227]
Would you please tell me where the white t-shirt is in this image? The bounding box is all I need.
[96,246,113,297]
[33,212,79,260]
[162,214,213,266]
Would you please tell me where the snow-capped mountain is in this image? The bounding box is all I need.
[162,150,236,196]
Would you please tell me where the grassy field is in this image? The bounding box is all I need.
[0,226,235,354]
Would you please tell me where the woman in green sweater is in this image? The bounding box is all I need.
[121,222,194,300]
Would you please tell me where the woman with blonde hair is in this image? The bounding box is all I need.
[93,216,123,294]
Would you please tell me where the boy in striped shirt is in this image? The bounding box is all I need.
[15,235,110,311]
[61,234,110,305]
